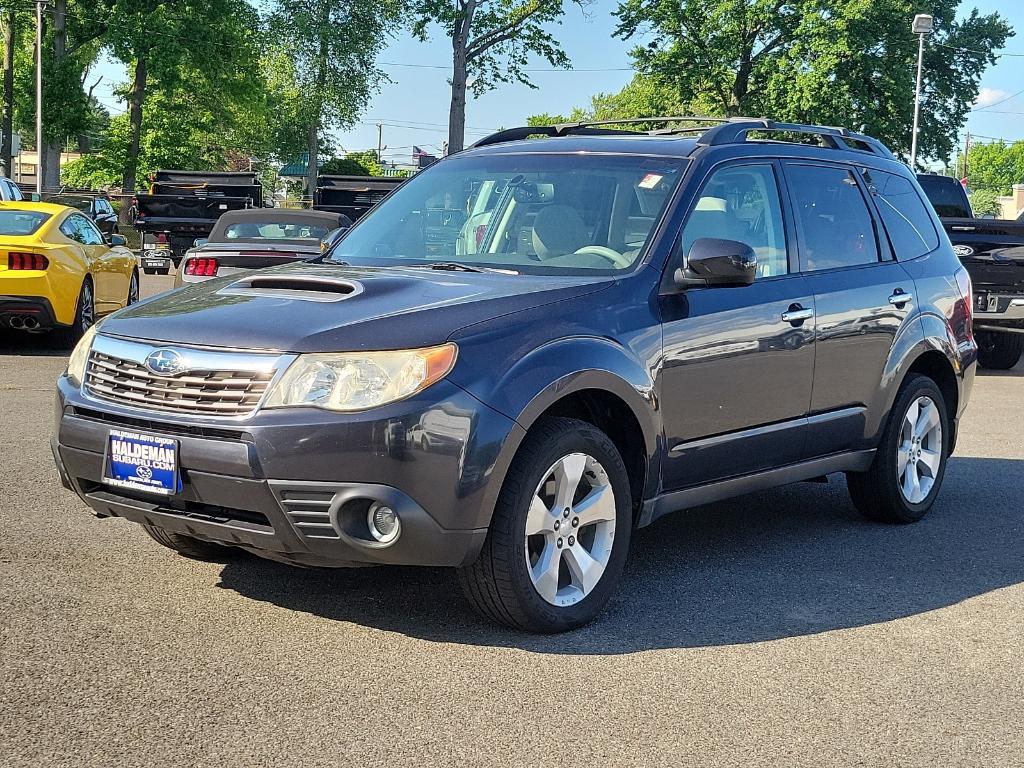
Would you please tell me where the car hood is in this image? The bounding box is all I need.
[102,262,612,352]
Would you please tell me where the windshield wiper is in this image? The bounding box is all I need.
[412,261,518,274]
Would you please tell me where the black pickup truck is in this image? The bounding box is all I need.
[313,175,402,221]
[918,173,1024,369]
[131,170,263,268]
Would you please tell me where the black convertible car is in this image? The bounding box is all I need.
[173,208,351,286]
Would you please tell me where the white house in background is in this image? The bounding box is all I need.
[997,184,1024,221]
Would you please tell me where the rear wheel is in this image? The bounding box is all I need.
[52,277,95,349]
[847,374,949,524]
[976,331,1023,370]
[459,417,632,632]
[142,524,237,561]
[126,270,139,306]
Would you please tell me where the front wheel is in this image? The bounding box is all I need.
[976,331,1023,370]
[459,417,632,632]
[142,524,237,561]
[126,270,139,306]
[847,374,949,524]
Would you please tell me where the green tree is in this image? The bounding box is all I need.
[527,73,684,127]
[413,0,584,154]
[964,141,1024,195]
[614,0,1012,165]
[968,188,1002,217]
[267,0,400,194]
[101,0,265,191]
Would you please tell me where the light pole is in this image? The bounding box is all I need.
[910,13,934,170]
[35,0,44,195]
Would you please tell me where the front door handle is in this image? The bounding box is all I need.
[781,304,814,325]
[889,290,912,308]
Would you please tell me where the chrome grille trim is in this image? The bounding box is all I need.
[83,334,292,419]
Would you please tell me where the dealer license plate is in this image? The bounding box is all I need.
[103,429,180,495]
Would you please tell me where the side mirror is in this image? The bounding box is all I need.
[193,238,208,248]
[109,233,128,247]
[674,238,757,287]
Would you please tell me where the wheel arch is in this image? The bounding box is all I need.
[466,337,663,528]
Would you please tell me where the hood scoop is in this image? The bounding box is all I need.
[218,274,364,303]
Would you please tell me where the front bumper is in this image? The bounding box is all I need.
[53,375,522,568]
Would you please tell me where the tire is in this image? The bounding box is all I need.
[976,331,1023,370]
[52,277,95,349]
[142,524,237,561]
[847,374,950,524]
[126,270,139,306]
[459,417,632,632]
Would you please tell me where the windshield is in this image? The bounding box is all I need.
[0,210,50,235]
[330,153,686,274]
[224,221,331,241]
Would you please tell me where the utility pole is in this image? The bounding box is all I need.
[34,0,44,195]
[910,14,934,171]
[376,123,383,165]
[963,132,971,183]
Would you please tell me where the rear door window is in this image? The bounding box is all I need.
[785,164,880,272]
[863,169,939,260]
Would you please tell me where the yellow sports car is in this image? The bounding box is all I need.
[0,202,138,346]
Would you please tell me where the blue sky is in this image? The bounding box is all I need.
[90,0,1024,165]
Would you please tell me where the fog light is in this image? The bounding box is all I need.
[367,502,400,543]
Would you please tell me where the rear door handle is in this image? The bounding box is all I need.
[889,290,912,307]
[781,305,814,325]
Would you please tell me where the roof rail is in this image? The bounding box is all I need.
[471,116,731,148]
[470,115,898,160]
[698,118,897,160]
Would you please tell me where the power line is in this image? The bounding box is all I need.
[972,87,1024,112]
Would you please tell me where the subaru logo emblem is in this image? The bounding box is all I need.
[145,348,186,376]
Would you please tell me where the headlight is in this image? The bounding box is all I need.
[264,343,457,412]
[66,324,99,386]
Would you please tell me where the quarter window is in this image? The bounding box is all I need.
[863,169,939,260]
[680,164,788,278]
[787,165,880,272]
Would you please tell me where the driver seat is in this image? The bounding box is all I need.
[531,205,589,260]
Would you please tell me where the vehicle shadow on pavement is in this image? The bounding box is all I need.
[216,455,1024,653]
[0,330,69,357]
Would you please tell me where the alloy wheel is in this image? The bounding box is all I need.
[897,395,943,504]
[525,452,617,607]
[128,273,139,305]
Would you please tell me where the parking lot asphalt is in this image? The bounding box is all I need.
[1,273,1022,767]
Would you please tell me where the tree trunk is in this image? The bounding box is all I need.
[729,55,752,117]
[42,0,66,188]
[1,9,14,178]
[447,0,477,154]
[123,54,147,193]
[305,120,318,199]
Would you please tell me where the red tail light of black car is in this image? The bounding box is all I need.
[185,258,219,277]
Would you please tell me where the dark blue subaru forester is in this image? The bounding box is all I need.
[53,118,976,632]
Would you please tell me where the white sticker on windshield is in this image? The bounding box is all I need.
[638,173,663,189]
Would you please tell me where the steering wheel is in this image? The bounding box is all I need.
[573,245,632,268]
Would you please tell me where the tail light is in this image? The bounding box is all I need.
[185,257,218,277]
[157,233,168,245]
[7,252,48,270]
[954,267,973,338]
[474,224,487,249]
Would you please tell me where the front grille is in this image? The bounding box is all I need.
[85,350,275,417]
